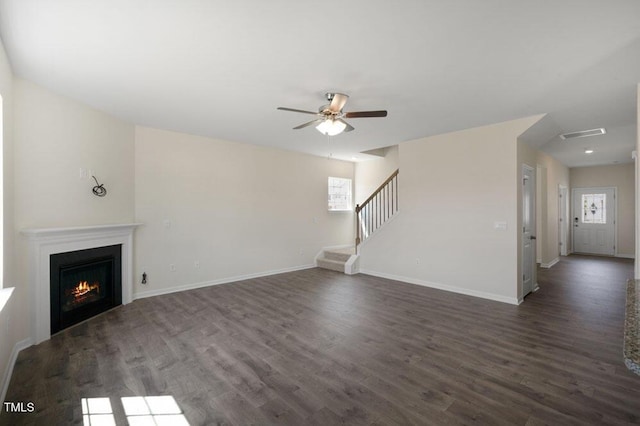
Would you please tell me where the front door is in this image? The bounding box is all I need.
[572,187,616,256]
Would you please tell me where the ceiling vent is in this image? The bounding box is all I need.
[560,128,606,140]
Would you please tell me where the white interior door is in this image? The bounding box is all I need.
[572,187,616,256]
[559,185,568,256]
[522,166,535,297]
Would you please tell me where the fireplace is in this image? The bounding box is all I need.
[50,245,122,334]
[23,223,139,343]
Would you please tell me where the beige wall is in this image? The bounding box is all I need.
[14,80,135,229]
[0,40,13,289]
[360,116,541,304]
[134,127,354,297]
[0,37,17,403]
[519,142,570,266]
[354,146,399,205]
[570,163,635,257]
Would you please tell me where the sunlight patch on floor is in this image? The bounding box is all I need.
[81,396,189,426]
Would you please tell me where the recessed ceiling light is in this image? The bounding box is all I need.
[585,149,594,154]
[560,128,606,140]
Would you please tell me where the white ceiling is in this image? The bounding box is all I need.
[0,0,638,166]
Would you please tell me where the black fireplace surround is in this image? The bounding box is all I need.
[50,244,122,334]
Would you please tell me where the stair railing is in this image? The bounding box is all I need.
[355,169,399,253]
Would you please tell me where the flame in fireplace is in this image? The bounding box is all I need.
[72,281,100,298]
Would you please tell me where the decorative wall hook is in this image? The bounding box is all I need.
[91,176,107,197]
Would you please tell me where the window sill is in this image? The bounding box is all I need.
[0,287,14,314]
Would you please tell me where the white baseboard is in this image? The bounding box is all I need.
[134,264,316,300]
[540,258,559,268]
[1,338,33,404]
[617,253,635,259]
[360,269,520,305]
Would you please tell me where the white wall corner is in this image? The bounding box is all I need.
[344,255,360,275]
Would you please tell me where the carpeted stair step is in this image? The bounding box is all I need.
[317,248,357,273]
[324,250,352,262]
[316,257,346,272]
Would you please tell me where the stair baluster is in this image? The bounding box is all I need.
[355,169,399,253]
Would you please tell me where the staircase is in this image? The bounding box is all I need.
[316,247,358,274]
[355,169,399,252]
[316,169,399,274]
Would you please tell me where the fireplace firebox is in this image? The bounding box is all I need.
[50,245,122,334]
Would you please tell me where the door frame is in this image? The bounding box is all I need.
[571,186,617,256]
[522,164,537,298]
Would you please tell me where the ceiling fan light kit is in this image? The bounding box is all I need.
[278,92,387,136]
[316,118,347,136]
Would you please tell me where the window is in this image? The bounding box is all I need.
[328,177,352,211]
[582,193,606,224]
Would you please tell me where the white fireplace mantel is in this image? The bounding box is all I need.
[22,223,141,344]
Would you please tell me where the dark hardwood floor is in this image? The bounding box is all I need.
[2,255,639,425]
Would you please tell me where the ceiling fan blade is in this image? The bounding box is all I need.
[337,118,355,132]
[293,119,324,130]
[277,107,319,115]
[344,110,388,118]
[329,93,349,112]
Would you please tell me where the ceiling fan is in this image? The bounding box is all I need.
[277,93,387,136]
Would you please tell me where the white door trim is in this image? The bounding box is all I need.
[522,164,536,298]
